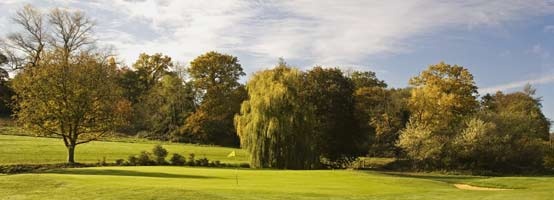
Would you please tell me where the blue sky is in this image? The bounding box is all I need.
[1,0,553,128]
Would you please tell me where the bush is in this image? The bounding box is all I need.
[187,153,196,166]
[152,145,169,165]
[115,159,125,166]
[169,153,186,166]
[127,155,139,166]
[137,151,155,166]
[195,157,209,166]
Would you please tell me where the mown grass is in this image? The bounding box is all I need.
[0,134,248,164]
[1,166,553,200]
[1,128,554,199]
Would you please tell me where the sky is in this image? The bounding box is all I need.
[1,0,553,128]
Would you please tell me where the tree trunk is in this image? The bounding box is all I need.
[67,145,75,164]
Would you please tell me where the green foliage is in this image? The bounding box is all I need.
[397,121,444,168]
[137,151,155,166]
[132,53,173,91]
[169,153,186,166]
[235,64,319,169]
[355,87,410,157]
[143,74,196,141]
[184,51,246,146]
[304,67,363,166]
[151,145,169,165]
[11,51,129,163]
[350,71,387,89]
[449,88,551,172]
[408,62,478,130]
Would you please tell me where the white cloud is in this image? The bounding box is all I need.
[479,74,554,94]
[2,0,554,71]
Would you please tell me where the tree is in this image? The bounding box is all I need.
[398,62,478,168]
[184,51,246,146]
[358,88,410,157]
[0,53,14,116]
[350,71,387,89]
[235,64,319,169]
[451,87,551,172]
[303,67,363,166]
[2,5,94,70]
[12,51,129,163]
[132,53,173,91]
[349,70,409,157]
[143,73,196,141]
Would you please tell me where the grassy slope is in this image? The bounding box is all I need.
[0,134,248,164]
[0,166,553,200]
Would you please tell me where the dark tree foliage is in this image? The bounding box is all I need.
[304,67,364,167]
[350,71,387,89]
[0,53,14,116]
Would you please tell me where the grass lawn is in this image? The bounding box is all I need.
[1,166,553,200]
[1,130,554,199]
[0,134,248,164]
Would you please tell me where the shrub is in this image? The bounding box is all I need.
[169,153,186,166]
[115,159,125,166]
[152,144,169,165]
[127,155,139,166]
[137,151,155,166]
[195,157,209,167]
[187,153,196,166]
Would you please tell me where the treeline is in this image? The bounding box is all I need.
[0,5,552,172]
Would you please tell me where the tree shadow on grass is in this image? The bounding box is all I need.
[45,169,222,179]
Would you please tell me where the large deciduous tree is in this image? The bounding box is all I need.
[304,67,363,166]
[184,51,246,146]
[398,62,478,168]
[12,51,129,163]
[235,63,319,169]
[143,73,196,141]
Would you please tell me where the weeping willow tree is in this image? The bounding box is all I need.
[235,63,319,169]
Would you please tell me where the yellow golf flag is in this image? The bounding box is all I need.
[227,150,236,158]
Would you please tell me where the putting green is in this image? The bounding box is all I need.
[1,166,553,200]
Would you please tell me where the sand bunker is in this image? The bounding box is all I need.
[454,184,513,191]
